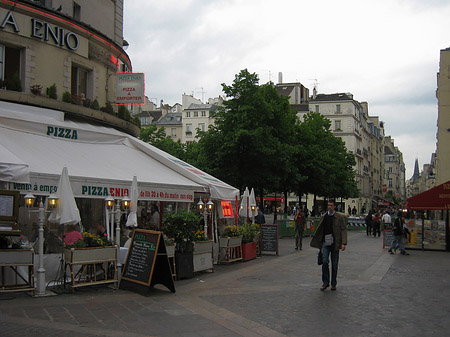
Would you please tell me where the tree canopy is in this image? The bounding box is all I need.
[195,69,298,202]
[139,69,359,205]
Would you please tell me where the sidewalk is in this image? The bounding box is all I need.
[1,230,450,337]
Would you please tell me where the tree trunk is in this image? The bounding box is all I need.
[284,190,288,215]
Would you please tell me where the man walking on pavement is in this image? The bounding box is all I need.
[310,200,348,291]
[388,210,409,255]
[294,206,306,250]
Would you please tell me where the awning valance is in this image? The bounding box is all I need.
[406,180,450,210]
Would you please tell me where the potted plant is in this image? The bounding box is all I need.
[163,236,176,258]
[192,229,213,272]
[219,225,243,263]
[64,232,117,292]
[162,211,200,279]
[239,223,260,261]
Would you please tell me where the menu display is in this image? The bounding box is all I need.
[260,224,278,254]
[122,230,159,286]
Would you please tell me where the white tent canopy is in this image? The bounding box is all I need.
[0,101,238,201]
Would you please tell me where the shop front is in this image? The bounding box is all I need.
[405,180,450,251]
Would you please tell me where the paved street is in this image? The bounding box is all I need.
[1,229,450,337]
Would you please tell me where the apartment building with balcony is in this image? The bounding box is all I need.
[307,93,388,212]
[383,136,406,202]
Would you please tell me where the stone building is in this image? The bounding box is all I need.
[436,47,450,185]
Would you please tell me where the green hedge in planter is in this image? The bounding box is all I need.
[239,223,260,244]
[162,211,201,253]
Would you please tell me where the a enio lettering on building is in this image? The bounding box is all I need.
[0,11,79,50]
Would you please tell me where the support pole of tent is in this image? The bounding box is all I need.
[247,195,249,224]
[235,195,238,225]
[115,200,122,280]
[36,200,46,296]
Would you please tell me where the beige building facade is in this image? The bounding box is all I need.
[436,47,450,185]
[0,0,131,114]
[383,136,406,203]
[307,93,388,213]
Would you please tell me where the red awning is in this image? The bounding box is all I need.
[406,180,450,210]
[256,196,285,202]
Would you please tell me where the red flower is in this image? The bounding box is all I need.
[103,233,107,237]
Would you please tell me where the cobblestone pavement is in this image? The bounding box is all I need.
[1,230,450,337]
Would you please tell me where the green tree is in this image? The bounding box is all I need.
[139,125,188,160]
[139,125,167,144]
[195,69,298,207]
[294,112,358,201]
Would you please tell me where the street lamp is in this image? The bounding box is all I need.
[197,198,214,239]
[24,192,35,208]
[25,193,58,296]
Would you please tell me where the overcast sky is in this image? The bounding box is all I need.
[123,0,450,180]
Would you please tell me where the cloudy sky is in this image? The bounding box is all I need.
[123,0,450,180]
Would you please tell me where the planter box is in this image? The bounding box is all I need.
[175,252,193,280]
[241,241,257,261]
[220,235,242,248]
[193,241,213,272]
[0,249,35,293]
[219,236,243,263]
[0,249,34,265]
[64,246,117,264]
[64,246,117,292]
[166,244,176,258]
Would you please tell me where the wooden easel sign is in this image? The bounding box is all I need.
[260,224,279,255]
[120,229,175,294]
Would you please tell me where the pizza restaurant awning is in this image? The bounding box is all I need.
[406,180,450,210]
[0,101,241,202]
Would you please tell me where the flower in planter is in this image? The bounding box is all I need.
[193,229,208,241]
[221,225,240,237]
[66,232,113,248]
[164,235,175,245]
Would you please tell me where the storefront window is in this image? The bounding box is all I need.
[71,64,90,98]
[0,44,22,91]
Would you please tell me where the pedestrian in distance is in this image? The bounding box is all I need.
[388,210,410,255]
[294,206,306,250]
[382,210,392,231]
[347,205,352,216]
[365,210,373,236]
[352,206,357,216]
[372,212,381,237]
[255,207,266,225]
[310,200,348,291]
[382,210,392,226]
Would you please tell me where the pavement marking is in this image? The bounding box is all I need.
[358,251,394,283]
[0,312,152,337]
[173,296,289,337]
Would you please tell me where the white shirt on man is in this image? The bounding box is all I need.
[382,213,392,224]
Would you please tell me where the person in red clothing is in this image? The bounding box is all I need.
[372,212,381,237]
[62,224,83,245]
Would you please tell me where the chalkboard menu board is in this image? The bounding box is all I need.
[260,224,279,255]
[122,230,160,286]
[383,230,394,249]
[121,229,175,294]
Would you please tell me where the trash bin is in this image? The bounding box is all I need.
[277,219,294,237]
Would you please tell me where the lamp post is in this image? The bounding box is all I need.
[105,196,130,281]
[25,192,58,296]
[251,205,256,224]
[105,196,115,241]
[197,199,214,239]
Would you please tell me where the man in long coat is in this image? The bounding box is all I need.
[310,200,348,291]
